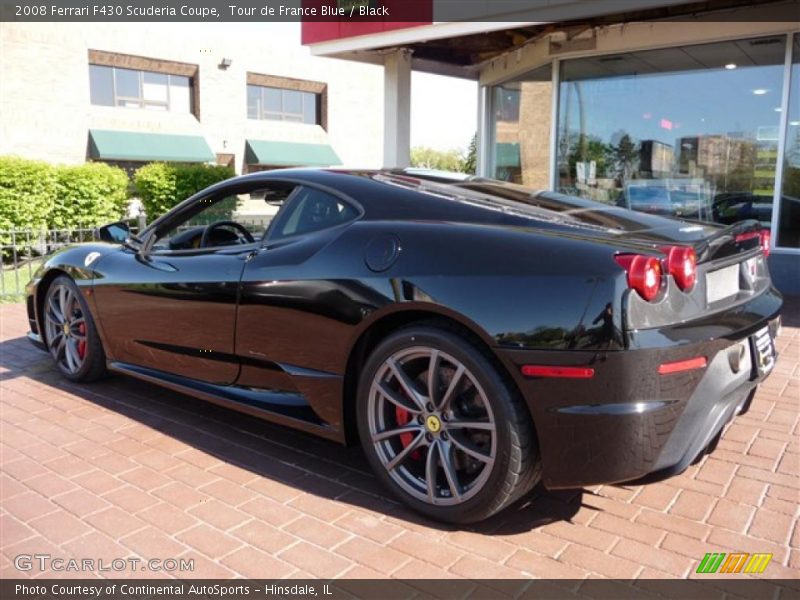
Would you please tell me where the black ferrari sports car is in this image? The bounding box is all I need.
[25,169,782,523]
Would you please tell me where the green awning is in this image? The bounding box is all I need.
[88,130,215,162]
[245,140,342,167]
[495,143,521,168]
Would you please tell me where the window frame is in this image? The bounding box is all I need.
[142,182,290,257]
[246,72,328,130]
[139,179,362,257]
[246,84,320,125]
[89,64,193,113]
[262,182,363,246]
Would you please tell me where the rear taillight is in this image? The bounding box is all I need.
[759,229,771,258]
[615,254,663,302]
[664,246,697,292]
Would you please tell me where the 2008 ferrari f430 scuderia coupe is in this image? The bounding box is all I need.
[26,169,782,523]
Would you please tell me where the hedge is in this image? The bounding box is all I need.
[0,156,57,231]
[52,163,130,229]
[0,156,129,231]
[134,163,234,220]
[0,157,235,232]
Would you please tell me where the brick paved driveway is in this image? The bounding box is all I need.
[1,301,798,581]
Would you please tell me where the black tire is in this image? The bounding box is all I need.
[42,275,107,382]
[356,323,541,524]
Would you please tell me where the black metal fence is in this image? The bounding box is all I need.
[0,215,272,301]
[1,227,93,300]
[0,219,146,301]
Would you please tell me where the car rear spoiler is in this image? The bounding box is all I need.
[695,220,765,264]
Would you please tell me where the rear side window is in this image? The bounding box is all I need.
[269,187,358,241]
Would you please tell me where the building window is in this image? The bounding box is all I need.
[89,64,192,113]
[778,33,800,248]
[494,87,521,123]
[247,84,319,124]
[491,64,552,189]
[552,35,787,229]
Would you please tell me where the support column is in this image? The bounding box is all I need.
[476,85,492,177]
[383,50,412,168]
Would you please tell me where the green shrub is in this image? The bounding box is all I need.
[52,162,129,229]
[134,163,234,220]
[131,163,176,220]
[175,164,235,208]
[0,156,57,231]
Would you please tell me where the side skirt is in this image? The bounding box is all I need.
[107,361,345,443]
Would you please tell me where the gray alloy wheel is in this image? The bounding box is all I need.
[367,346,498,507]
[358,324,541,523]
[44,281,88,374]
[43,276,107,382]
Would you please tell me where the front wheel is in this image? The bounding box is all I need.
[43,275,107,382]
[356,325,540,524]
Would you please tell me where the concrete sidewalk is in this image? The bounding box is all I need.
[1,301,797,581]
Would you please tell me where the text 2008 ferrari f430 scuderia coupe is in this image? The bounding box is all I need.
[26,169,782,523]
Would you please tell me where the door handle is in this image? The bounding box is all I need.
[148,260,178,272]
[239,250,259,261]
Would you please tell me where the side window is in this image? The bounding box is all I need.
[150,183,296,252]
[268,187,358,241]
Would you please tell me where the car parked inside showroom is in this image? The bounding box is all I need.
[25,168,782,523]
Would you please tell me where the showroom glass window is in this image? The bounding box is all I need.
[554,36,787,227]
[247,85,319,125]
[89,65,192,113]
[492,64,552,189]
[778,33,800,248]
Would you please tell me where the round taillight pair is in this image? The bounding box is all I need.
[665,246,697,292]
[615,254,663,301]
[629,255,663,301]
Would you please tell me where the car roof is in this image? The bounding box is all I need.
[224,168,549,224]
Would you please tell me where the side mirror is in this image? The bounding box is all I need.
[97,221,130,244]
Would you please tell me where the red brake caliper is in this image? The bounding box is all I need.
[395,407,421,460]
[77,323,87,359]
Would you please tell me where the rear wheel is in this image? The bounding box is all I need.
[357,324,540,523]
[43,276,107,382]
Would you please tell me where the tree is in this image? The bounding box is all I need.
[410,147,466,172]
[611,133,639,185]
[463,133,477,175]
[566,133,611,184]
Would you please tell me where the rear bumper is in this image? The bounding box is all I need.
[498,288,782,489]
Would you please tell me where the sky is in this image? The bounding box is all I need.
[411,71,477,153]
[151,22,478,153]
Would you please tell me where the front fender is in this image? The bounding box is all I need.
[28,242,120,287]
[26,243,121,347]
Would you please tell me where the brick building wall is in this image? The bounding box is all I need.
[0,22,383,173]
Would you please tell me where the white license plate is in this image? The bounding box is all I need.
[752,326,775,376]
[706,264,739,304]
